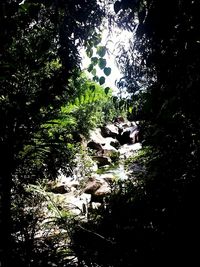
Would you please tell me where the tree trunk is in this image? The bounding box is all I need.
[0,170,12,267]
[0,144,14,267]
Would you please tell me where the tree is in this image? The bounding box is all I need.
[114,0,200,264]
[0,1,104,266]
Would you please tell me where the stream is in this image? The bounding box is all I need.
[51,141,142,217]
[33,122,143,243]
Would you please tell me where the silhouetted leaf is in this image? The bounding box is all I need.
[93,76,99,82]
[98,58,107,69]
[86,48,93,58]
[93,33,102,46]
[99,76,105,85]
[91,57,98,65]
[105,87,110,94]
[114,1,121,14]
[97,46,106,57]
[113,96,118,103]
[90,85,96,91]
[87,64,93,72]
[91,68,97,76]
[104,67,111,76]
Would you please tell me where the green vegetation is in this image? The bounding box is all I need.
[1,0,200,266]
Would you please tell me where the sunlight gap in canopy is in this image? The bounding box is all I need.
[80,25,133,97]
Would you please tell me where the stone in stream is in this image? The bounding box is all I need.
[87,141,103,151]
[100,124,119,138]
[82,176,111,204]
[50,184,70,194]
[93,156,112,167]
[46,181,70,194]
[83,177,102,194]
[89,128,106,145]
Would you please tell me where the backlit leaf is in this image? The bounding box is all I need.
[114,1,121,14]
[93,76,99,82]
[104,67,111,76]
[87,64,93,72]
[105,87,110,94]
[91,68,97,76]
[98,58,107,69]
[91,57,98,65]
[97,46,106,57]
[99,76,105,85]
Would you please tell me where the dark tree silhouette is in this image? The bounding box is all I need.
[0,1,104,266]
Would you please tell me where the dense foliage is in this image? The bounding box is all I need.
[0,0,105,266]
[1,0,200,266]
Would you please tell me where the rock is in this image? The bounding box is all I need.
[110,139,120,149]
[100,124,119,138]
[87,141,103,151]
[89,128,106,145]
[99,173,116,183]
[118,125,139,145]
[50,184,70,194]
[94,183,110,196]
[83,177,102,194]
[91,183,110,203]
[119,143,142,159]
[69,181,80,191]
[102,143,117,155]
[63,192,91,215]
[83,176,111,204]
[114,116,125,124]
[129,129,140,144]
[93,156,112,167]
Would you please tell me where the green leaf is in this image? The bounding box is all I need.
[86,48,93,58]
[91,57,98,65]
[114,1,121,14]
[128,106,133,113]
[105,87,110,94]
[97,46,106,57]
[99,76,105,85]
[98,58,107,69]
[90,85,96,91]
[104,67,111,76]
[93,34,102,46]
[87,64,93,72]
[91,68,97,76]
[19,2,31,12]
[113,96,118,103]
[93,76,99,82]
[119,99,125,107]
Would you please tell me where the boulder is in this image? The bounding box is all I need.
[87,141,103,151]
[110,139,120,149]
[114,116,125,124]
[83,177,102,194]
[50,184,70,194]
[90,183,110,203]
[130,129,140,144]
[99,173,116,183]
[100,124,119,138]
[102,143,118,156]
[119,143,142,159]
[93,156,112,167]
[89,128,106,145]
[118,125,139,145]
